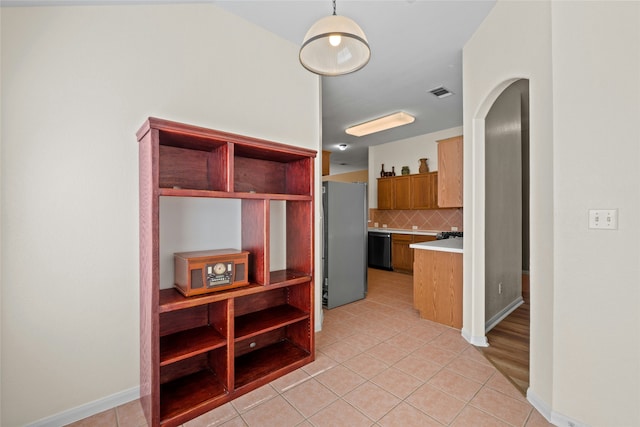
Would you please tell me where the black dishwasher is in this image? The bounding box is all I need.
[368,231,392,270]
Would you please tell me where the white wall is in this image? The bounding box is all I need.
[550,2,639,426]
[464,1,640,426]
[0,4,320,426]
[463,0,554,405]
[367,126,462,208]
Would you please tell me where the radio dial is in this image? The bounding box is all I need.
[213,262,226,275]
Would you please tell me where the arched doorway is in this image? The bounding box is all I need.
[478,79,530,394]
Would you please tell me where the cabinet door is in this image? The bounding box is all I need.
[438,136,463,208]
[322,150,331,176]
[411,173,438,209]
[413,249,462,328]
[391,233,413,272]
[410,235,436,271]
[394,176,411,210]
[377,178,394,210]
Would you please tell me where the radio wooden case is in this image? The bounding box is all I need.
[174,249,250,296]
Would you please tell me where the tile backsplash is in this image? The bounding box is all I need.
[370,208,463,231]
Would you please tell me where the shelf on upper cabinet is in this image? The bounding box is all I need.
[138,117,316,197]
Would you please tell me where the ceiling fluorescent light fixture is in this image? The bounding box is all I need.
[345,112,415,137]
[299,0,370,76]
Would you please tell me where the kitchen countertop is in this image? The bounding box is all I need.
[410,237,463,253]
[368,227,439,236]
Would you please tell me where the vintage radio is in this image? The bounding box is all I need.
[174,249,250,296]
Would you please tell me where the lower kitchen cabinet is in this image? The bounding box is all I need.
[413,249,462,328]
[392,234,413,272]
[392,234,437,273]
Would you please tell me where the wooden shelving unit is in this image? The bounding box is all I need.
[137,117,316,426]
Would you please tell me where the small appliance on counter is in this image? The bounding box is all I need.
[436,231,463,240]
[174,248,250,296]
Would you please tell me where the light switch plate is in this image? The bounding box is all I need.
[589,209,618,230]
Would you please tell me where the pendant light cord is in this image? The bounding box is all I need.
[332,0,337,16]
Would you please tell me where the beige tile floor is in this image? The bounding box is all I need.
[68,269,552,427]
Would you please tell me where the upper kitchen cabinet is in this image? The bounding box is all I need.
[377,173,438,210]
[394,175,411,209]
[410,172,438,209]
[377,177,395,209]
[322,150,331,176]
[437,136,463,208]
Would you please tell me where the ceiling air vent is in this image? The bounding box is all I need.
[429,86,453,98]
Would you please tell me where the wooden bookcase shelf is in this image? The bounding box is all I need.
[137,117,316,427]
[160,325,227,366]
[235,305,309,340]
[160,369,227,424]
[235,339,311,389]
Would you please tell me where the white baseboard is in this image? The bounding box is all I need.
[527,388,553,422]
[485,296,524,333]
[550,410,590,427]
[461,328,489,347]
[26,386,140,427]
[527,388,590,427]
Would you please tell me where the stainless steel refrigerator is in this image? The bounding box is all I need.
[322,181,368,309]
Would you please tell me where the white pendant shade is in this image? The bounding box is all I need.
[299,14,370,76]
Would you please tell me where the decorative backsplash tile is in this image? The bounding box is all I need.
[369,208,463,231]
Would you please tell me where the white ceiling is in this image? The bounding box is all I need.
[214,0,496,172]
[4,0,495,172]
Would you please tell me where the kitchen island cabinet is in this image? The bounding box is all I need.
[411,239,463,328]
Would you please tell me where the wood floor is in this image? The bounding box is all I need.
[478,274,530,395]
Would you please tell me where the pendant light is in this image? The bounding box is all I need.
[299,0,370,76]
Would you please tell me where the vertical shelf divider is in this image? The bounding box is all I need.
[241,199,269,285]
